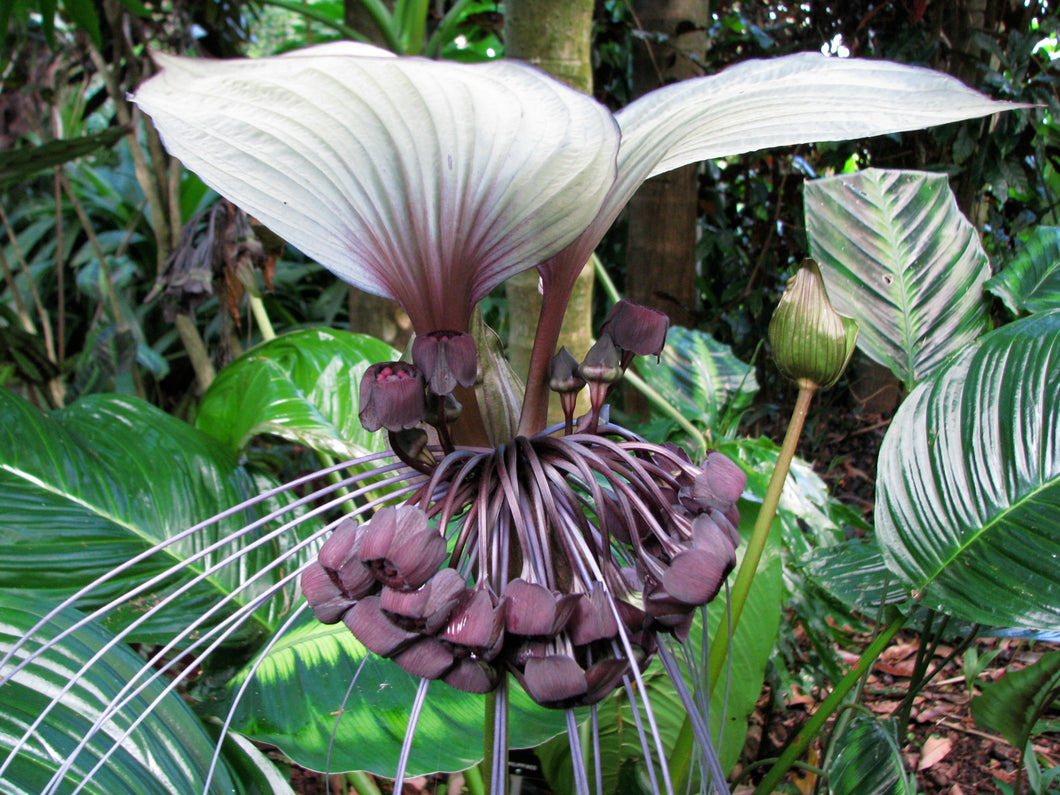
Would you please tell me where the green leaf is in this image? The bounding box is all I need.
[0,128,128,185]
[986,226,1060,316]
[972,652,1060,752]
[59,0,102,47]
[805,538,910,611]
[0,390,289,643]
[196,329,396,459]
[537,498,784,792]
[876,310,1060,629]
[0,590,275,795]
[828,713,911,795]
[635,325,758,436]
[221,612,568,776]
[805,168,991,389]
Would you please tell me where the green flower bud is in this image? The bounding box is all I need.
[768,259,858,389]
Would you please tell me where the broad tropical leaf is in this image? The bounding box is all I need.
[0,590,290,795]
[635,325,758,436]
[805,168,991,389]
[986,226,1060,316]
[827,714,911,795]
[222,611,569,776]
[804,538,909,611]
[876,311,1060,629]
[0,390,290,643]
[972,652,1060,753]
[196,328,396,459]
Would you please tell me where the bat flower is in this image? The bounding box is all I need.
[131,42,1018,435]
[1,42,1021,795]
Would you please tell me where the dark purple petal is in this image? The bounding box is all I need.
[359,505,447,591]
[582,657,632,704]
[661,547,734,606]
[692,452,746,509]
[599,299,670,358]
[300,563,356,624]
[317,518,362,570]
[504,579,576,637]
[392,637,454,679]
[441,586,505,659]
[521,655,588,707]
[343,596,416,657]
[444,659,500,694]
[380,568,466,631]
[566,586,619,646]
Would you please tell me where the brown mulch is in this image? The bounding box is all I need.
[738,626,1060,795]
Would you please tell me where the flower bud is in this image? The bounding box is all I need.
[768,259,858,389]
[599,299,670,360]
[549,347,586,394]
[358,362,426,432]
[412,330,478,395]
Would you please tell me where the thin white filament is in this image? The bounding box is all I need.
[204,599,312,792]
[656,643,729,795]
[325,653,371,794]
[393,677,431,791]
[12,467,420,791]
[565,708,590,795]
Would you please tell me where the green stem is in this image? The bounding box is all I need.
[669,384,815,790]
[249,294,276,341]
[709,384,815,690]
[462,763,485,795]
[347,770,382,795]
[751,613,906,795]
[424,0,476,57]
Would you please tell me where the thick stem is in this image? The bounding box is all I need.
[669,384,815,790]
[515,279,574,436]
[709,384,814,689]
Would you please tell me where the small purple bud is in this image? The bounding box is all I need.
[577,333,623,385]
[358,362,426,432]
[358,505,447,591]
[549,347,586,394]
[600,299,670,359]
[412,330,478,395]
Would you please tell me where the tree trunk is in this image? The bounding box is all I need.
[623,0,709,416]
[503,0,595,426]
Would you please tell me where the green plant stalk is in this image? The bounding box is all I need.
[174,313,217,393]
[249,295,276,341]
[751,612,905,795]
[710,383,815,689]
[395,0,429,53]
[669,383,815,790]
[348,770,382,795]
[424,0,476,57]
[464,763,485,795]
